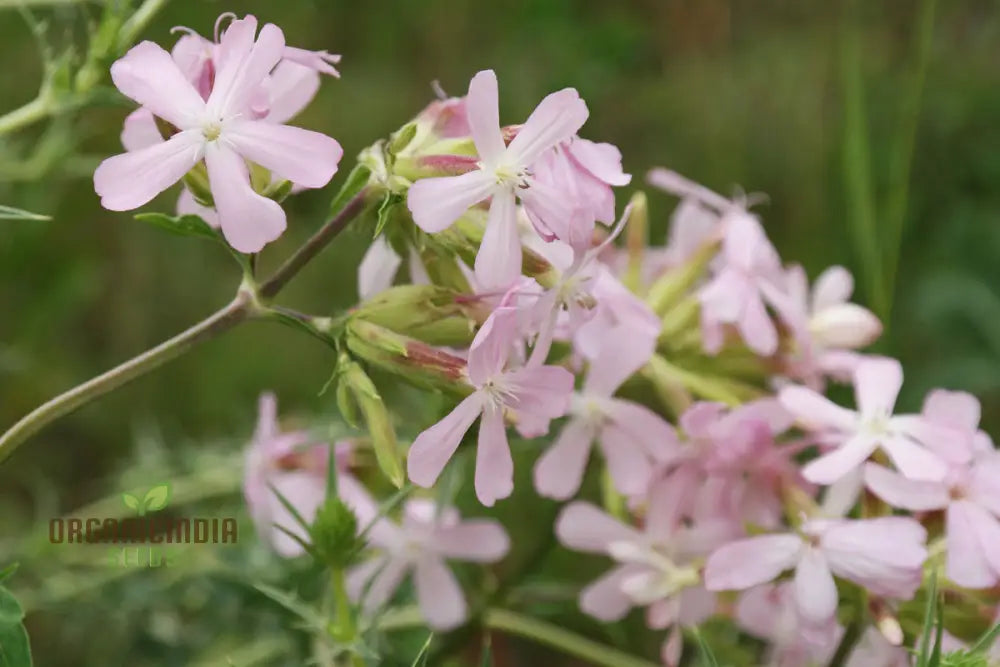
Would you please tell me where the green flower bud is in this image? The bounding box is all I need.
[646,239,720,316]
[339,359,405,489]
[352,285,475,347]
[309,498,359,569]
[623,191,648,293]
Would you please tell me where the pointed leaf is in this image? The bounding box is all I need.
[133,213,221,241]
[410,633,434,667]
[374,193,403,238]
[142,484,171,512]
[328,164,371,218]
[121,493,139,511]
[0,205,49,222]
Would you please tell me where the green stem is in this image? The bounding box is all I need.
[0,95,49,137]
[0,291,252,465]
[879,0,937,329]
[827,618,864,667]
[117,0,171,50]
[330,568,364,667]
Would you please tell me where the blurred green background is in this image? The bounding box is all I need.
[1,0,999,665]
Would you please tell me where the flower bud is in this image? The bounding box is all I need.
[809,303,882,349]
[339,359,405,488]
[182,164,214,208]
[345,319,470,395]
[309,497,360,569]
[623,191,648,292]
[645,239,720,316]
[352,284,476,347]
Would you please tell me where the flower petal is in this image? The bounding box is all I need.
[407,393,482,488]
[357,557,409,615]
[879,435,946,482]
[110,41,205,128]
[432,519,510,562]
[204,143,286,253]
[821,517,926,599]
[475,190,522,288]
[853,356,903,416]
[207,18,285,116]
[263,61,320,124]
[357,235,402,301]
[226,120,342,188]
[704,534,803,591]
[507,89,589,166]
[555,501,640,553]
[811,266,854,311]
[467,306,519,386]
[504,365,574,420]
[474,406,514,506]
[584,335,657,397]
[568,138,631,186]
[604,399,681,464]
[793,548,838,623]
[778,385,857,433]
[176,188,219,228]
[946,501,1000,589]
[407,170,495,233]
[120,108,162,151]
[801,434,876,485]
[863,462,948,511]
[579,565,640,622]
[465,70,505,165]
[414,557,467,630]
[533,418,596,500]
[598,423,654,496]
[94,130,202,211]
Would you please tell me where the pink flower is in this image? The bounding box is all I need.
[864,390,1000,588]
[406,305,574,505]
[346,499,509,630]
[243,393,374,557]
[698,210,789,356]
[735,583,842,667]
[94,16,343,253]
[555,500,722,666]
[704,516,927,623]
[779,356,947,485]
[534,335,679,499]
[406,69,588,287]
[780,264,881,387]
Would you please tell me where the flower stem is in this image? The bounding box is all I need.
[330,568,364,667]
[0,95,49,137]
[259,189,368,299]
[0,292,251,465]
[827,617,864,667]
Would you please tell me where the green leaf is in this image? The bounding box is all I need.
[0,587,31,667]
[374,193,403,238]
[689,627,719,667]
[252,583,328,634]
[479,634,493,667]
[0,565,17,584]
[410,633,433,667]
[266,483,312,535]
[142,483,171,512]
[917,571,940,667]
[133,213,221,241]
[969,622,1000,655]
[328,163,371,218]
[0,205,49,222]
[121,493,139,512]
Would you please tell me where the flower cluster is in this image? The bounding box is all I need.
[89,15,1000,665]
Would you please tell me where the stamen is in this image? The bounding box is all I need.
[214,12,237,43]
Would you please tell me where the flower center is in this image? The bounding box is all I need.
[202,121,223,142]
[491,162,527,189]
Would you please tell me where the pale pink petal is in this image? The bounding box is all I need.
[584,335,657,397]
[662,627,683,667]
[432,519,510,562]
[821,517,926,599]
[922,389,982,432]
[176,188,220,227]
[171,33,213,97]
[262,61,321,124]
[679,402,728,438]
[604,399,681,463]
[677,586,717,625]
[533,418,596,500]
[704,534,803,591]
[357,557,409,614]
[254,392,279,442]
[474,406,514,506]
[567,139,630,186]
[337,473,379,530]
[475,190,521,288]
[853,357,903,416]
[407,393,483,488]
[281,46,341,77]
[801,434,876,485]
[504,365,574,420]
[204,143,286,253]
[406,170,495,233]
[579,565,639,621]
[467,306,519,386]
[346,557,384,601]
[465,70,505,164]
[598,424,654,496]
[946,501,1000,589]
[793,548,838,623]
[555,501,640,552]
[739,293,779,356]
[357,235,401,300]
[778,385,857,432]
[94,130,202,211]
[519,178,579,245]
[226,120,341,188]
[811,304,882,349]
[120,108,162,151]
[207,19,285,116]
[880,435,946,482]
[811,266,854,311]
[507,89,589,165]
[863,462,948,511]
[893,415,973,464]
[110,41,205,128]
[414,556,467,630]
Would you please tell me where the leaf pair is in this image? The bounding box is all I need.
[121,483,171,516]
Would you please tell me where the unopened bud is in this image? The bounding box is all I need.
[340,359,405,488]
[352,284,475,347]
[646,239,720,316]
[809,303,882,349]
[309,497,359,568]
[623,191,648,293]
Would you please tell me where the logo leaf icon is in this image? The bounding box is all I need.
[143,484,171,512]
[122,493,140,513]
